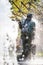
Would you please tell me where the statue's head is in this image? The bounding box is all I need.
[27,14,32,21]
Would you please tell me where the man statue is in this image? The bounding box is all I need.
[18,13,35,60]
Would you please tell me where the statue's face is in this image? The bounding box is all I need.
[27,17,32,21]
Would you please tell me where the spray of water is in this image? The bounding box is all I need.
[0,0,43,65]
[0,0,19,65]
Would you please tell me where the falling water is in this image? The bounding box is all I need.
[19,16,43,65]
[28,16,43,65]
[0,0,19,65]
[0,0,43,65]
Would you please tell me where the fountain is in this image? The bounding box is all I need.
[0,0,19,65]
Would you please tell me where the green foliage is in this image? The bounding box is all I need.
[9,0,40,21]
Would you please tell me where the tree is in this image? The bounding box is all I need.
[9,0,41,21]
